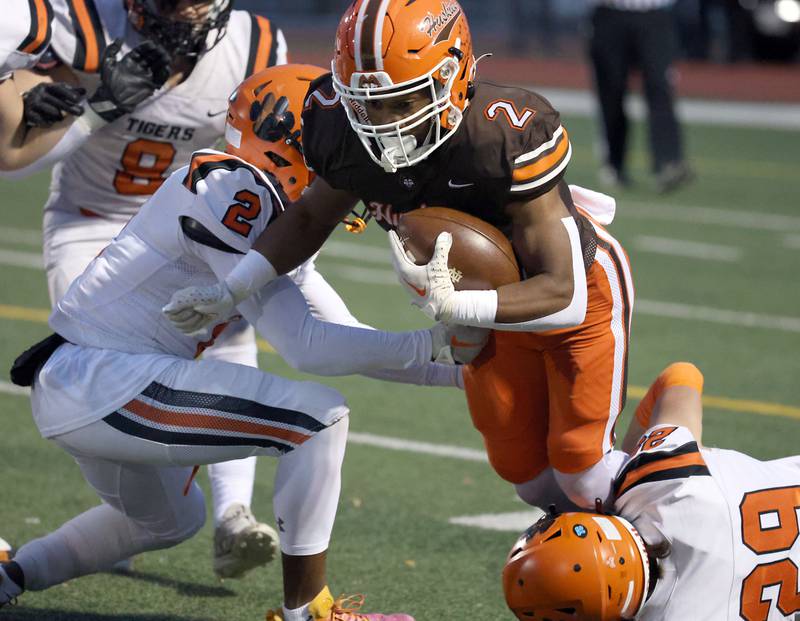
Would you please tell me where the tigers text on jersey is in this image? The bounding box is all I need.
[0,0,54,79]
[46,0,286,219]
[614,425,800,620]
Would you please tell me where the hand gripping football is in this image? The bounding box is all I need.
[396,207,520,290]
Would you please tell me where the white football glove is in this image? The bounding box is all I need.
[388,230,456,321]
[429,322,490,365]
[162,282,235,338]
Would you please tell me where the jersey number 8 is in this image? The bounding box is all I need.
[114,139,177,195]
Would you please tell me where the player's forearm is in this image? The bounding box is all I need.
[442,217,587,331]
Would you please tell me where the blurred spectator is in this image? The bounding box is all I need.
[587,0,694,192]
[509,0,558,54]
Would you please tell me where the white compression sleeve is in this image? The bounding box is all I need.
[291,261,461,387]
[0,117,92,179]
[445,217,588,332]
[239,276,432,375]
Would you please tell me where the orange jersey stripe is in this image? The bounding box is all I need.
[183,152,232,190]
[70,0,100,71]
[21,0,50,54]
[124,399,312,446]
[617,451,706,497]
[252,15,273,74]
[512,128,570,183]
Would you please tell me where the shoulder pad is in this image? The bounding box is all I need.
[614,426,710,499]
[469,83,571,200]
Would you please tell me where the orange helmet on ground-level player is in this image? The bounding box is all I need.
[225,63,326,203]
[332,0,475,172]
[503,511,650,621]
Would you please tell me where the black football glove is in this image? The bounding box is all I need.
[22,82,87,128]
[88,39,171,123]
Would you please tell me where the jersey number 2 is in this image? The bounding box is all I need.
[222,190,262,236]
[114,139,177,195]
[739,485,800,620]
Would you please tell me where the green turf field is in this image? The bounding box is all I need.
[1,112,799,620]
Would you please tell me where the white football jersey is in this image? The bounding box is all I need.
[614,425,800,620]
[0,0,54,78]
[50,149,279,360]
[46,0,286,219]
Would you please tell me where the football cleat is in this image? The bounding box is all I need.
[213,503,279,579]
[0,564,24,608]
[266,586,415,621]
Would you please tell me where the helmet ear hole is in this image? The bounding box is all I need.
[265,151,292,168]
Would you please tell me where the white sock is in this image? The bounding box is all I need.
[208,457,257,527]
[282,602,311,621]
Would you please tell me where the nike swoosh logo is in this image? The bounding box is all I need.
[403,279,426,297]
[448,180,475,189]
[206,109,227,118]
[451,336,483,348]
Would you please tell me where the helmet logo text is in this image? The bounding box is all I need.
[419,1,461,41]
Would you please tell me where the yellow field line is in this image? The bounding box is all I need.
[1,303,798,421]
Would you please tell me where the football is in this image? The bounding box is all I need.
[396,207,521,290]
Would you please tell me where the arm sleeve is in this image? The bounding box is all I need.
[186,240,433,376]
[291,258,462,388]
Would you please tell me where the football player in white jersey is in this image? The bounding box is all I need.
[502,362,800,621]
[8,0,292,578]
[0,63,480,621]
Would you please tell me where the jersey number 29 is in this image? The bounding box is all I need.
[739,485,800,620]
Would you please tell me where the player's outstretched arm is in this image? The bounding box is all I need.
[621,362,705,453]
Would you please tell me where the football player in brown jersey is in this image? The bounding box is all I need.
[163,0,635,512]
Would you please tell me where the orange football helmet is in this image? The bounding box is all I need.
[332,0,475,172]
[503,512,650,621]
[225,63,326,202]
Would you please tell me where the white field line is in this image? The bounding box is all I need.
[635,300,800,333]
[624,202,800,233]
[449,509,546,533]
[323,240,392,264]
[537,87,800,131]
[347,431,487,462]
[0,381,30,397]
[0,226,42,247]
[633,235,742,262]
[0,249,43,270]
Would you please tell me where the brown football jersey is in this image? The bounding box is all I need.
[302,74,595,269]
